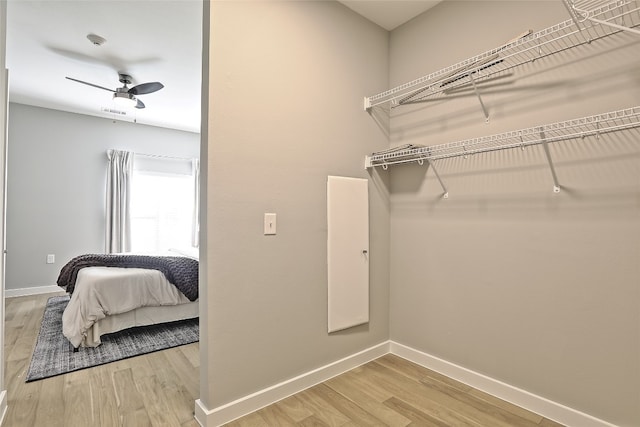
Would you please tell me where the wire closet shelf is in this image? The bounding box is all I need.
[363,0,640,113]
[365,106,640,169]
[365,107,640,197]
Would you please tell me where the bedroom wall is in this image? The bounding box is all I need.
[201,0,389,410]
[388,1,640,426]
[5,103,200,291]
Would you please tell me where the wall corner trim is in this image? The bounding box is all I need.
[389,341,618,427]
[0,389,7,426]
[194,341,390,427]
[193,399,208,427]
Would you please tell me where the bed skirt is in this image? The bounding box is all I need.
[82,300,199,347]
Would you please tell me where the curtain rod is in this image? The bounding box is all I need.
[135,152,197,162]
[106,149,197,162]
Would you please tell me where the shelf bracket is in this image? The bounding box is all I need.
[586,15,640,36]
[426,159,449,199]
[539,129,561,193]
[364,156,373,170]
[364,97,372,112]
[562,0,592,44]
[562,0,640,40]
[468,73,490,123]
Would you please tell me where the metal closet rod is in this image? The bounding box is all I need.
[364,0,640,112]
[364,106,640,196]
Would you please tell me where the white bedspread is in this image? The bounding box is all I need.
[62,266,191,348]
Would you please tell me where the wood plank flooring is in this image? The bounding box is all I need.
[4,293,200,427]
[225,356,565,427]
[5,293,565,427]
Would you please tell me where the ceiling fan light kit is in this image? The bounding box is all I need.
[113,91,138,108]
[65,72,163,111]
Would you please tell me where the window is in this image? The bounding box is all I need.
[129,156,197,254]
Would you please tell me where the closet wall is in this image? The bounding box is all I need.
[387,2,640,426]
[203,1,389,409]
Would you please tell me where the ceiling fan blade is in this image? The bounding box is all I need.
[129,82,164,95]
[66,77,115,93]
[135,99,146,109]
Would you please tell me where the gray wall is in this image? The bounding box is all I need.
[1,0,8,399]
[388,2,640,426]
[202,1,390,408]
[6,103,199,290]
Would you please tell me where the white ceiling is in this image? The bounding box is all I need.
[5,1,439,134]
[6,0,203,133]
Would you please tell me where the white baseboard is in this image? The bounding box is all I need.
[194,399,206,427]
[194,340,618,427]
[4,285,63,298]
[0,389,7,426]
[389,341,617,427]
[194,341,390,427]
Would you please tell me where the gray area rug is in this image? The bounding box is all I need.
[26,295,198,382]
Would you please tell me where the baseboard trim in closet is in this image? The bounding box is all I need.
[4,285,62,298]
[194,341,390,427]
[390,341,617,427]
[194,340,617,427]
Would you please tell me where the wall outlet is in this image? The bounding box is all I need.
[46,254,55,264]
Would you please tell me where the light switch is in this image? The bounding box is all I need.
[47,254,55,264]
[264,213,276,235]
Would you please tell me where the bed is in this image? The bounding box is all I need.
[56,249,199,348]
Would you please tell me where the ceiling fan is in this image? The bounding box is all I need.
[65,73,164,109]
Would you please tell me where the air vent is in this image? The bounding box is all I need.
[101,107,127,116]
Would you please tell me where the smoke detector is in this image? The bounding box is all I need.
[87,33,107,46]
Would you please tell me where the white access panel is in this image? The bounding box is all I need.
[327,176,369,333]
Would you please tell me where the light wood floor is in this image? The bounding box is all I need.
[5,293,565,427]
[4,292,200,427]
[224,354,565,427]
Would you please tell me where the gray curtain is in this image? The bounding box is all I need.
[105,149,133,253]
[191,158,200,248]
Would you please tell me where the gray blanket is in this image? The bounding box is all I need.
[56,254,199,301]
